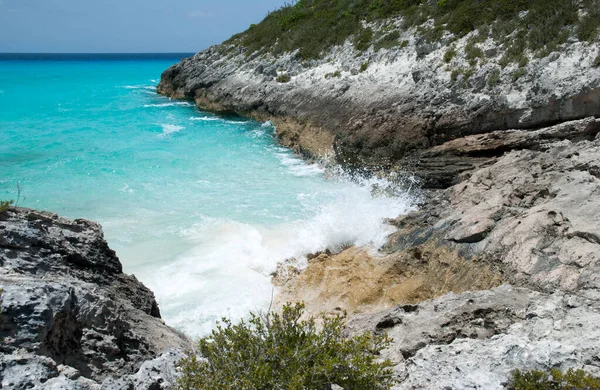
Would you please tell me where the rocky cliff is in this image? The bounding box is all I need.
[158,2,600,188]
[0,208,190,389]
[157,2,600,387]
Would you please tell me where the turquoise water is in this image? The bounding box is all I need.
[0,54,414,337]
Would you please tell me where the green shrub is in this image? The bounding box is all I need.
[450,68,461,82]
[444,47,457,63]
[508,368,600,390]
[465,41,483,61]
[577,2,600,42]
[225,0,597,60]
[512,67,527,81]
[374,30,400,51]
[594,53,600,67]
[178,302,395,390]
[400,40,409,48]
[360,61,369,72]
[276,74,291,83]
[354,27,374,52]
[0,200,13,214]
[487,68,501,87]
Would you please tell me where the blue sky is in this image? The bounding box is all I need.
[0,0,288,53]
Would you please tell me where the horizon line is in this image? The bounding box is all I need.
[0,52,197,54]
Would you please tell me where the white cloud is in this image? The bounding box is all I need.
[187,10,213,19]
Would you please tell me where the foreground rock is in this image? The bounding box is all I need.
[348,285,600,390]
[0,208,190,389]
[277,132,600,388]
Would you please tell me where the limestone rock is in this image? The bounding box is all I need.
[347,285,600,389]
[158,27,600,188]
[0,208,189,388]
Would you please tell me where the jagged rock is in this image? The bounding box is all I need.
[385,135,600,295]
[347,285,600,389]
[0,208,189,388]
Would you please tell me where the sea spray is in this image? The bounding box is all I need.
[0,55,417,339]
[145,166,416,338]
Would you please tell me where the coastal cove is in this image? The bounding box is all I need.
[0,53,415,338]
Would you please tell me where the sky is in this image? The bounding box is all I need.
[0,0,288,53]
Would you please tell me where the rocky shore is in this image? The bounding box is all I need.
[155,10,600,388]
[0,208,190,389]
[3,4,600,389]
[158,19,600,188]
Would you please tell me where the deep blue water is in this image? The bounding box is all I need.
[0,54,413,337]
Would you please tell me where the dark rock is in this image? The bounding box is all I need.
[0,208,190,388]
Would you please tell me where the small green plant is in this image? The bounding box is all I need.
[465,41,483,62]
[276,73,291,83]
[487,68,501,87]
[444,47,457,63]
[178,302,395,390]
[518,55,529,68]
[593,53,600,67]
[512,67,527,81]
[400,40,409,48]
[374,30,400,51]
[0,200,14,214]
[508,368,600,389]
[360,61,369,72]
[450,68,461,82]
[354,27,374,52]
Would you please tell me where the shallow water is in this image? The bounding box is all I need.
[0,54,415,338]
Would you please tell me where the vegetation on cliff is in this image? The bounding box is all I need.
[0,200,13,213]
[509,368,600,389]
[225,0,599,61]
[178,302,395,390]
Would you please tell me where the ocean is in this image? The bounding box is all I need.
[0,53,414,337]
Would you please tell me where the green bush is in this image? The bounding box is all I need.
[444,47,457,63]
[594,53,600,67]
[225,0,598,60]
[276,74,291,83]
[354,27,374,52]
[487,68,501,87]
[374,30,400,51]
[508,368,600,389]
[360,61,369,72]
[512,67,527,81]
[0,200,13,214]
[178,302,395,390]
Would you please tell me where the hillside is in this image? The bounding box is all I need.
[159,0,600,187]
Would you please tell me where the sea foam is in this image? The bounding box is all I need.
[146,170,415,338]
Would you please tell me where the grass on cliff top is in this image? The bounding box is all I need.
[509,368,600,389]
[177,302,395,390]
[225,0,599,61]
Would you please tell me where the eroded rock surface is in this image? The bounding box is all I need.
[0,208,190,389]
[158,24,600,187]
[348,285,600,390]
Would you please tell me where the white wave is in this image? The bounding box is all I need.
[160,124,185,135]
[189,116,220,121]
[150,79,159,83]
[119,85,155,90]
[144,102,192,108]
[144,174,415,338]
[275,152,324,177]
